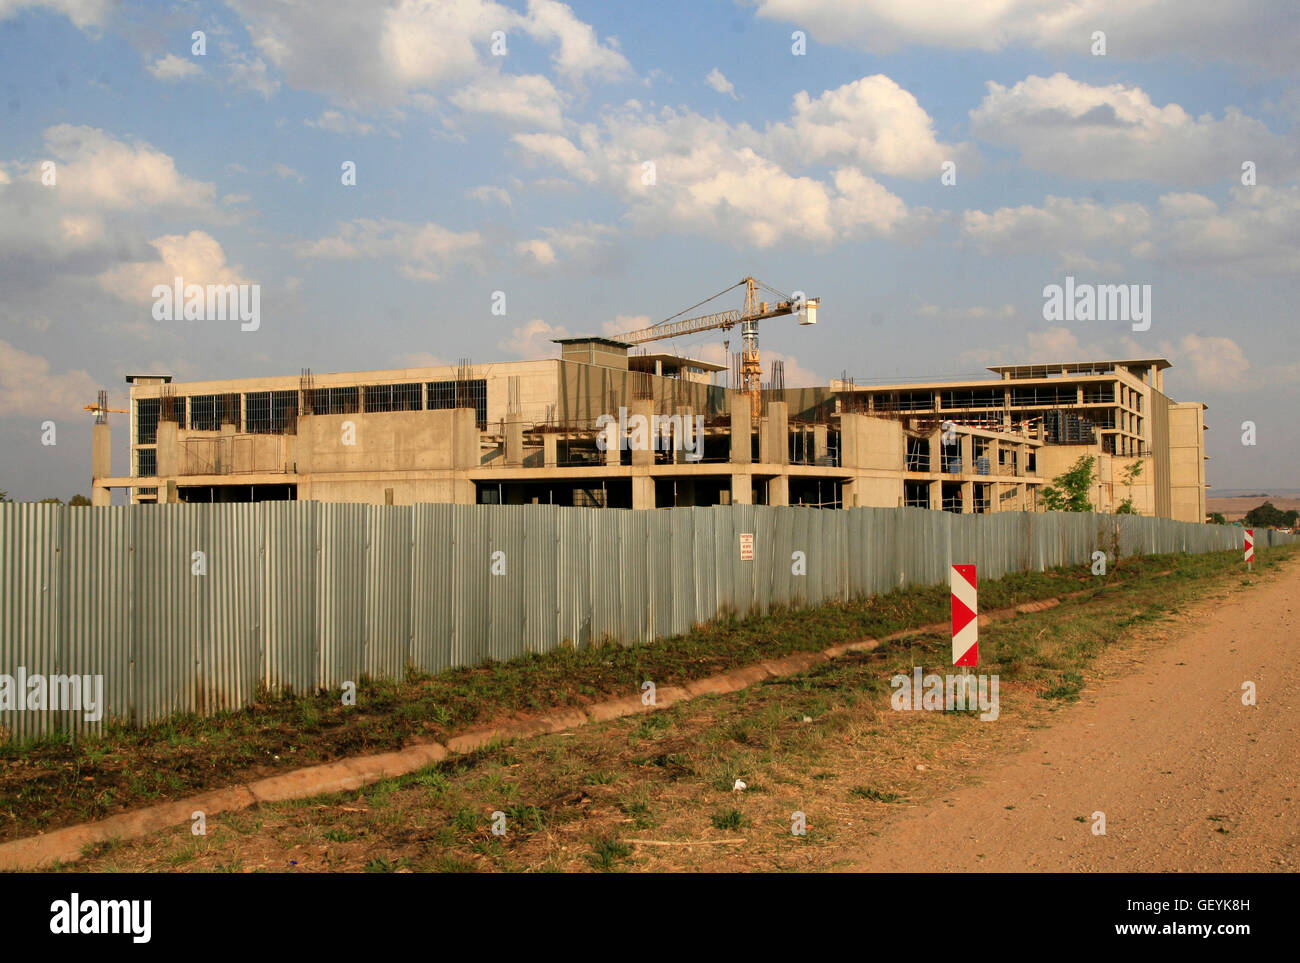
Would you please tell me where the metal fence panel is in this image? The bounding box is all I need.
[0,501,1291,742]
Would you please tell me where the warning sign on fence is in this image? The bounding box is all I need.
[739,533,754,561]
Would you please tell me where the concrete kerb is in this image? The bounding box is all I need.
[0,591,1074,871]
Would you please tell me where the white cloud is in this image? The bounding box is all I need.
[0,0,107,29]
[0,340,99,417]
[515,221,616,269]
[962,186,1300,277]
[96,231,251,303]
[148,53,203,82]
[779,74,963,177]
[270,162,303,182]
[39,124,217,212]
[467,184,512,206]
[705,68,737,99]
[450,72,565,130]
[752,0,1300,70]
[690,340,821,387]
[971,73,1298,184]
[962,194,1151,263]
[512,93,920,247]
[1169,333,1251,388]
[524,0,631,82]
[226,49,279,99]
[498,318,571,357]
[306,110,376,135]
[297,218,486,281]
[395,351,447,368]
[918,303,1018,322]
[225,0,628,111]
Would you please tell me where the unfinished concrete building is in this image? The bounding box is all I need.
[90,346,1206,521]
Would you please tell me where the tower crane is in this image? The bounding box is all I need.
[608,276,819,419]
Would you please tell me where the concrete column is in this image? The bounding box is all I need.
[959,432,972,475]
[92,421,112,480]
[632,475,655,510]
[929,479,942,511]
[504,419,523,467]
[156,422,179,477]
[603,420,620,466]
[992,481,1002,512]
[730,472,752,504]
[452,409,479,469]
[1016,443,1028,477]
[813,424,827,465]
[988,438,1001,478]
[764,401,788,465]
[544,433,558,468]
[729,401,751,464]
[631,398,654,467]
[769,474,789,506]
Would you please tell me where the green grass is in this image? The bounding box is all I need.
[711,808,748,830]
[3,544,1293,844]
[587,838,633,871]
[850,786,903,803]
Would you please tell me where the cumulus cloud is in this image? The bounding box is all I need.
[450,72,565,130]
[752,0,1300,70]
[148,53,202,82]
[705,68,737,99]
[498,318,572,357]
[971,73,1298,184]
[296,218,486,281]
[961,186,1300,277]
[39,124,217,212]
[0,340,99,417]
[779,74,964,176]
[515,221,616,270]
[466,184,512,206]
[96,231,251,303]
[0,0,107,29]
[225,0,629,112]
[305,110,376,135]
[511,88,935,248]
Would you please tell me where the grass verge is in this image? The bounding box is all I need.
[5,543,1293,846]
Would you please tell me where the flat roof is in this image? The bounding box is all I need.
[987,358,1172,374]
[125,374,173,383]
[552,337,631,348]
[629,352,727,372]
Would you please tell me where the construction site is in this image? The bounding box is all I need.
[88,276,1209,522]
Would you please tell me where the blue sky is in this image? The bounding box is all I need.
[0,0,1297,498]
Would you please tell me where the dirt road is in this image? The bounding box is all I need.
[842,561,1300,872]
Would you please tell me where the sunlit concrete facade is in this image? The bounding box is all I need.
[92,348,1205,520]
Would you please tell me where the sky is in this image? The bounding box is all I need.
[0,0,1297,500]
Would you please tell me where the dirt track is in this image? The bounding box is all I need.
[842,560,1300,872]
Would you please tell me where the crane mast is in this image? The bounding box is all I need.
[608,275,818,419]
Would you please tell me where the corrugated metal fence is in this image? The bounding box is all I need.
[0,502,1290,742]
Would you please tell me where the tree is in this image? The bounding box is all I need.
[1039,455,1096,512]
[69,494,92,506]
[1243,501,1299,528]
[1208,512,1227,525]
[1115,460,1144,515]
